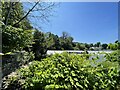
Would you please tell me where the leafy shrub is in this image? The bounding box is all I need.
[2,52,120,90]
[105,50,120,62]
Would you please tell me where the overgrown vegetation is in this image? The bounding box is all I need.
[2,52,120,90]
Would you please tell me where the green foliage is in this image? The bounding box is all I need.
[2,2,32,29]
[101,43,108,50]
[2,25,33,53]
[107,43,118,50]
[2,52,119,90]
[73,43,85,50]
[2,2,34,53]
[94,42,101,47]
[45,32,61,50]
[45,32,74,50]
[59,32,74,50]
[32,30,47,60]
[105,50,119,62]
[44,31,118,51]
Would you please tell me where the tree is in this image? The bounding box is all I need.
[2,1,56,29]
[2,2,34,53]
[54,35,61,50]
[45,32,74,50]
[61,32,69,39]
[2,2,32,29]
[102,44,108,50]
[59,32,74,50]
[89,43,93,47]
[75,43,85,50]
[0,2,2,53]
[2,1,55,53]
[45,32,61,50]
[32,30,47,60]
[13,2,56,29]
[84,43,90,50]
[96,42,101,47]
[2,26,33,53]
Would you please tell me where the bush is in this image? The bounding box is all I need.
[2,52,120,90]
[105,50,120,62]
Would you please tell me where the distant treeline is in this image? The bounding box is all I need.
[33,30,119,50]
[32,30,120,59]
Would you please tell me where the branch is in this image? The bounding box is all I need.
[32,3,55,12]
[5,2,13,26]
[13,1,40,27]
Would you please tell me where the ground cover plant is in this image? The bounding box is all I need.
[2,52,120,90]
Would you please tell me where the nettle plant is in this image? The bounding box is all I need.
[2,52,120,90]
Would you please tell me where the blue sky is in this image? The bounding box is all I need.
[27,2,118,44]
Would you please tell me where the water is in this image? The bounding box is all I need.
[47,50,111,67]
[89,54,106,67]
[47,50,113,55]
